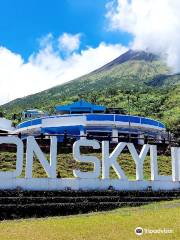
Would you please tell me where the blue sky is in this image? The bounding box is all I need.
[0,0,131,60]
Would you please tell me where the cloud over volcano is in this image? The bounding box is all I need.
[106,0,180,73]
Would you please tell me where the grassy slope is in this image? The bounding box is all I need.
[3,60,180,128]
[1,59,180,130]
[2,60,169,111]
[0,200,179,240]
[0,151,172,179]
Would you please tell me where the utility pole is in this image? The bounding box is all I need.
[127,95,131,142]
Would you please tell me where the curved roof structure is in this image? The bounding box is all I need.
[13,100,166,143]
[15,113,166,144]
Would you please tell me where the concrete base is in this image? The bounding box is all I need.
[0,178,180,191]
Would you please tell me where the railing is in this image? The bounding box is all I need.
[16,114,166,129]
[17,118,42,129]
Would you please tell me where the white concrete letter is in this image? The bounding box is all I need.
[25,136,57,178]
[0,137,23,178]
[127,143,150,180]
[102,141,127,179]
[171,147,180,181]
[73,139,100,178]
[150,145,171,181]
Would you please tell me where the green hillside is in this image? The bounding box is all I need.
[1,50,180,131]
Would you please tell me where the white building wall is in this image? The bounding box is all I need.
[0,118,14,131]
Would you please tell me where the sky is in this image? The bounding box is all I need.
[0,0,180,104]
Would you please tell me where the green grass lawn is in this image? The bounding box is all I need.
[0,200,179,240]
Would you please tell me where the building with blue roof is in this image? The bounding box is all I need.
[22,109,48,119]
[14,100,167,145]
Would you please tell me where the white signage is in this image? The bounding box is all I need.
[0,136,179,191]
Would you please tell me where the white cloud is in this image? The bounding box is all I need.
[106,0,180,73]
[0,33,127,105]
[58,32,81,53]
[39,33,53,49]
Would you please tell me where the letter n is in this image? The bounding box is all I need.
[25,136,57,178]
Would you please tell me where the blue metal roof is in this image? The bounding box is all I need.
[55,99,106,113]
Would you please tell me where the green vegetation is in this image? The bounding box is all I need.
[0,51,179,239]
[1,51,180,133]
[0,151,172,180]
[0,200,179,240]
